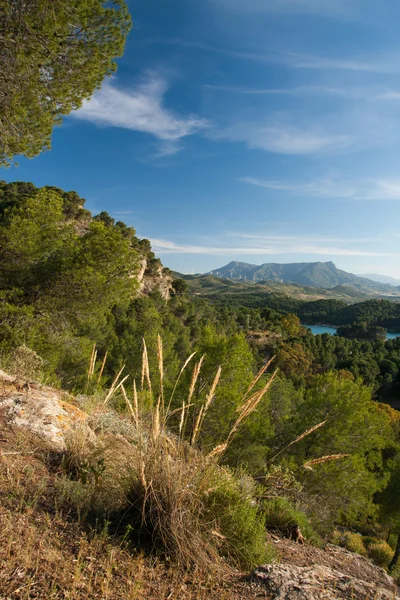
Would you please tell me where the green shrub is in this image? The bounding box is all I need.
[204,468,276,569]
[343,532,367,556]
[387,534,398,551]
[2,344,44,381]
[261,497,320,546]
[331,530,367,556]
[330,529,343,546]
[367,542,393,567]
[362,536,381,550]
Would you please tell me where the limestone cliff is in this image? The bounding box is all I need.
[136,257,173,300]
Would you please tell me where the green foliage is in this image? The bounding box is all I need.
[1,345,44,381]
[332,531,367,556]
[1,178,400,553]
[261,497,319,544]
[367,541,393,567]
[283,373,395,527]
[0,0,131,166]
[0,183,140,386]
[204,469,276,569]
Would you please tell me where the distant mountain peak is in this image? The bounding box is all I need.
[207,261,395,292]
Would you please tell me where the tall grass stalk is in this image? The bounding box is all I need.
[77,342,280,571]
[209,368,279,460]
[268,419,328,464]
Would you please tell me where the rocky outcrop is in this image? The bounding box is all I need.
[252,542,399,600]
[0,370,87,450]
[137,257,173,300]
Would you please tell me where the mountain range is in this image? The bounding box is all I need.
[207,261,400,293]
[357,273,400,286]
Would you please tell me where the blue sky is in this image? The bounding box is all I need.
[4,0,400,276]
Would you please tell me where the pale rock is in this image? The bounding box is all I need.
[0,370,88,450]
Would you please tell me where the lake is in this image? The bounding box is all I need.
[304,324,400,339]
[304,325,338,335]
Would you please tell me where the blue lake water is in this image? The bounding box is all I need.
[304,325,338,335]
[304,324,400,339]
[387,332,400,340]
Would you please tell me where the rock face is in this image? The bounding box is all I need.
[253,543,399,600]
[0,370,87,450]
[137,257,173,300]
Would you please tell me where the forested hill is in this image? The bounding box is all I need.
[208,260,398,293]
[0,180,177,387]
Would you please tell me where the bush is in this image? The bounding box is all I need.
[57,342,281,572]
[261,497,320,546]
[59,424,275,571]
[203,468,276,569]
[3,344,44,380]
[331,530,367,556]
[362,536,381,550]
[367,542,393,567]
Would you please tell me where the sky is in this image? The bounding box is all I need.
[4,0,400,276]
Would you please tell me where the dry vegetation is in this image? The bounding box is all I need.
[1,338,392,599]
[0,441,270,599]
[0,340,281,599]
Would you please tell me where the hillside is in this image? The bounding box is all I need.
[1,369,399,600]
[175,271,400,303]
[208,261,399,295]
[358,273,400,286]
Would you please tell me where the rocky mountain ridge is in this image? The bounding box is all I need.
[208,261,398,294]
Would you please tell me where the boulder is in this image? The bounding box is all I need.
[252,546,399,600]
[0,370,87,450]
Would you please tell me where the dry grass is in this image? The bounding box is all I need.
[0,444,269,600]
[53,342,282,573]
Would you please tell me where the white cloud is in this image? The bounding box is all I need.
[214,0,353,16]
[150,238,396,258]
[216,122,350,155]
[234,232,379,244]
[73,73,209,154]
[281,52,398,74]
[241,176,400,201]
[204,84,367,98]
[169,40,399,75]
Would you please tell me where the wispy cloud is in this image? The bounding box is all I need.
[205,84,357,97]
[150,237,396,258]
[166,39,399,74]
[241,176,400,200]
[73,72,209,155]
[234,232,380,244]
[205,84,393,101]
[214,0,354,17]
[215,121,350,155]
[282,51,399,74]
